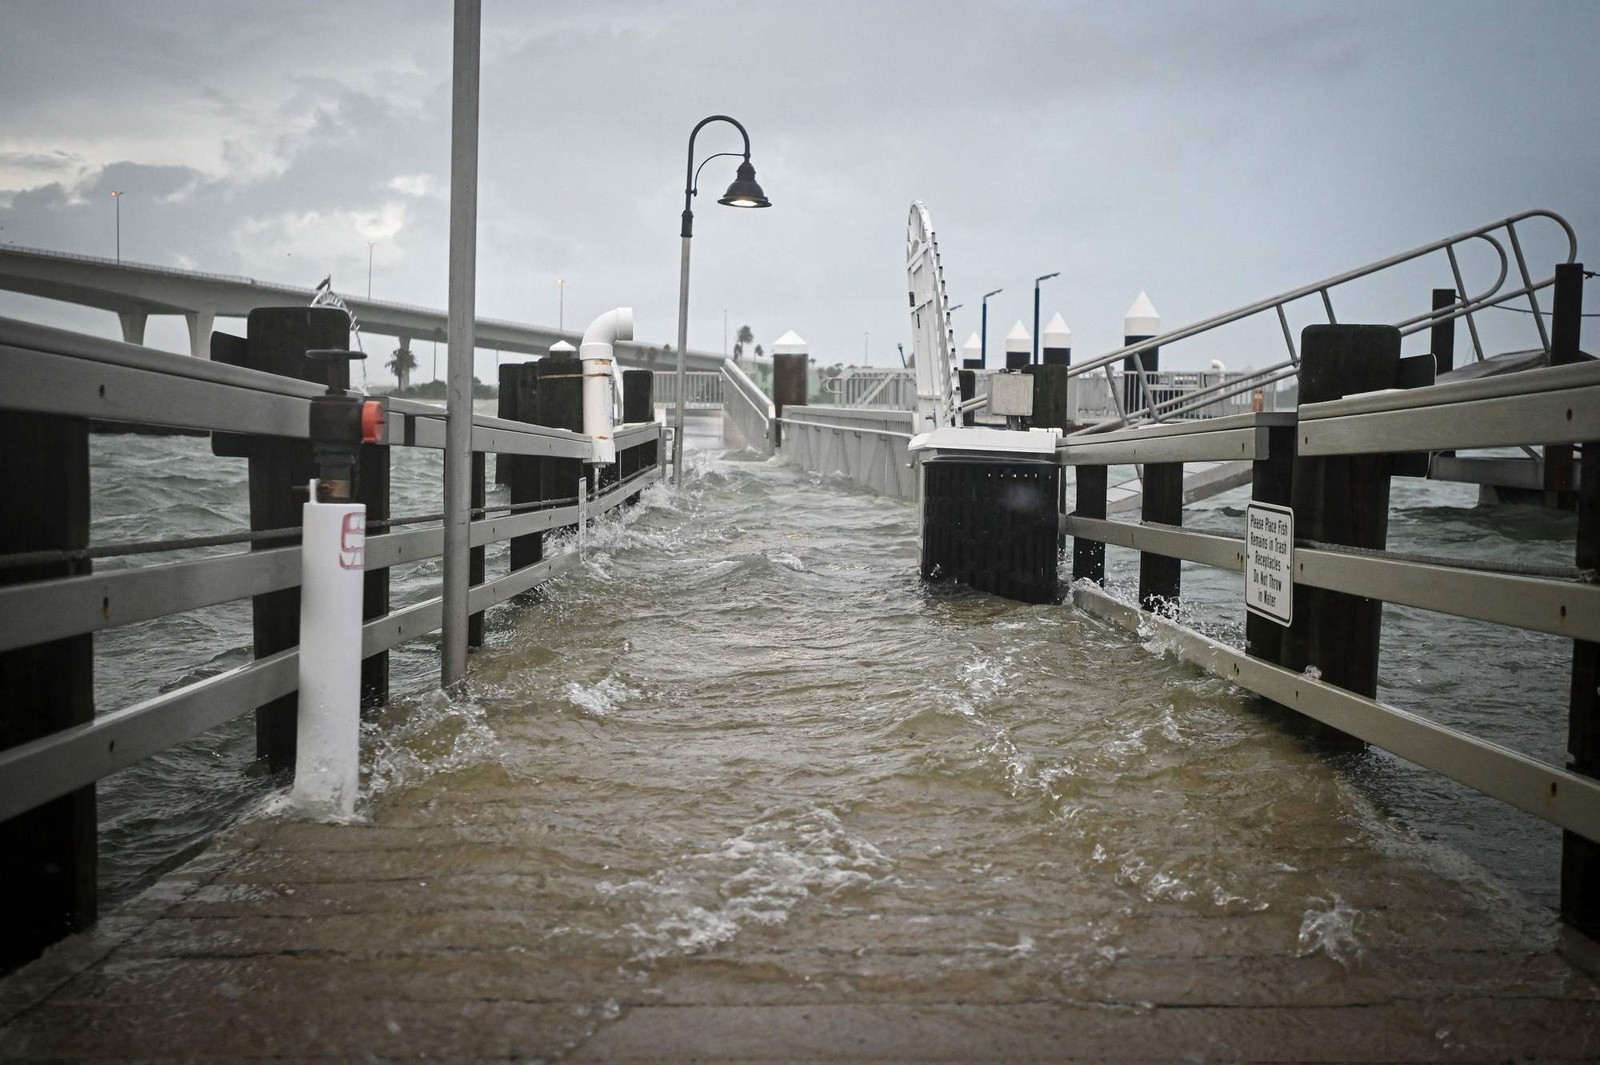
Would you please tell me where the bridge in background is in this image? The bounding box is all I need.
[0,244,731,373]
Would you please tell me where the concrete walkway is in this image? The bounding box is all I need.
[4,771,1600,1063]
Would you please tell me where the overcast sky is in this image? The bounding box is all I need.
[1,0,1595,384]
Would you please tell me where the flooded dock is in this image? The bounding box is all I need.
[4,441,1599,1061]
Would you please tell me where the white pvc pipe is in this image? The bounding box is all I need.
[292,487,366,819]
[581,307,633,464]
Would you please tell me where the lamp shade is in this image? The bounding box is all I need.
[717,160,771,208]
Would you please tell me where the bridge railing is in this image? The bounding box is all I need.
[823,366,918,409]
[1058,356,1600,931]
[652,369,724,410]
[0,314,663,961]
[720,358,774,456]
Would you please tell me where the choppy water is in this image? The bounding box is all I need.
[84,419,1576,958]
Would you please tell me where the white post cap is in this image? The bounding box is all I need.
[1124,292,1160,338]
[773,329,808,355]
[962,331,982,358]
[1004,320,1031,353]
[1041,312,1072,349]
[550,340,577,354]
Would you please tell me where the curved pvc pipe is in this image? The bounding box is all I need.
[581,308,633,463]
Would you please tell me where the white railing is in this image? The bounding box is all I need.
[652,369,724,410]
[777,405,917,499]
[720,358,775,456]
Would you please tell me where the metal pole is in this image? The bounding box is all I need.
[673,234,691,486]
[111,191,122,263]
[441,0,480,690]
[981,288,1001,369]
[1032,272,1058,365]
[366,242,375,300]
[558,277,564,331]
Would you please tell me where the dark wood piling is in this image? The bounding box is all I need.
[1279,325,1400,743]
[1545,263,1584,505]
[959,369,977,427]
[0,411,94,970]
[773,353,808,447]
[622,370,654,495]
[1139,463,1183,613]
[537,348,584,539]
[1245,421,1297,667]
[1562,263,1597,936]
[502,363,543,574]
[212,307,354,770]
[1072,465,1107,585]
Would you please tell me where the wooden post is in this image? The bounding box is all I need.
[495,363,518,485]
[1245,421,1296,665]
[1281,324,1400,737]
[1123,293,1160,419]
[1072,465,1107,584]
[217,307,351,770]
[959,369,976,427]
[1139,463,1183,613]
[1041,312,1072,367]
[360,439,390,707]
[772,352,808,447]
[1545,263,1584,505]
[1023,364,1070,431]
[1430,287,1457,377]
[1004,321,1030,371]
[622,369,654,492]
[1564,431,1600,937]
[0,411,95,969]
[537,347,584,539]
[506,363,543,573]
[467,451,486,648]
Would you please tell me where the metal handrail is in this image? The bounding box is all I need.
[1063,210,1578,431]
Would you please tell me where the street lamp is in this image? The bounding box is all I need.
[672,114,771,486]
[110,191,123,263]
[1032,271,1059,364]
[366,241,377,300]
[558,277,565,331]
[980,288,1002,369]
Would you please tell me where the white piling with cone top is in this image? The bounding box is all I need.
[1122,292,1161,418]
[1041,312,1072,366]
[1004,321,1031,371]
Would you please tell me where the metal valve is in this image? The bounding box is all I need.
[305,349,366,502]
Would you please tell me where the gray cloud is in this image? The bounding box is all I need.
[0,0,1595,383]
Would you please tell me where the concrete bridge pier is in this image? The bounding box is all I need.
[185,309,215,358]
[116,311,147,346]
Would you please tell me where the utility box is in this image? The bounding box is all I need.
[987,372,1035,418]
[909,428,1061,604]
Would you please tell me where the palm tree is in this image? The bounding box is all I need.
[388,345,417,392]
[754,343,764,359]
[734,323,753,362]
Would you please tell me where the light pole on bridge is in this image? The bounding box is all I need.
[110,191,123,263]
[1032,271,1059,365]
[672,114,771,487]
[980,288,1003,369]
[366,242,376,300]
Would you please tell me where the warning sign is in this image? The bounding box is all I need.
[1244,502,1293,626]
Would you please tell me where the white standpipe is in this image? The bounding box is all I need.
[292,480,366,819]
[581,307,633,465]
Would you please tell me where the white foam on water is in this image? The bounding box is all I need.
[359,687,497,801]
[563,676,639,718]
[1297,893,1364,965]
[595,807,894,961]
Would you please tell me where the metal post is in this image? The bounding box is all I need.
[673,235,691,485]
[981,288,1002,369]
[1032,272,1058,365]
[1545,263,1584,503]
[111,190,122,263]
[1564,430,1600,937]
[441,0,480,690]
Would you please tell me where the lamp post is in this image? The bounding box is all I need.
[558,277,564,331]
[110,191,123,263]
[366,241,376,300]
[1032,271,1059,365]
[672,114,770,486]
[980,288,1002,369]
